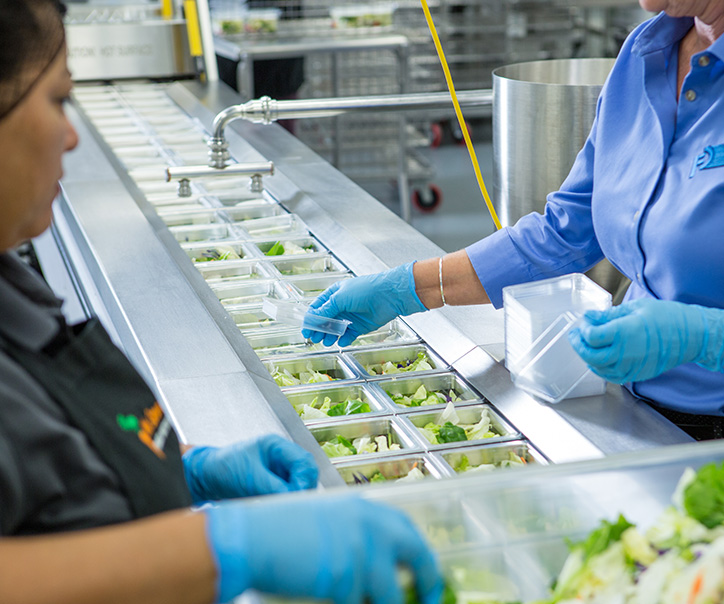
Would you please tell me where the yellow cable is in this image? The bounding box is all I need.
[184,0,204,57]
[419,0,502,230]
[161,0,173,20]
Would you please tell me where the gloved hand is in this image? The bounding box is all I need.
[302,262,427,347]
[183,434,318,504]
[568,298,724,384]
[204,495,443,604]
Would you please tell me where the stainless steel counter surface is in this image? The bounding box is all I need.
[55,79,690,487]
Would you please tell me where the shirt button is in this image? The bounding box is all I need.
[698,55,710,67]
[633,210,640,220]
[637,273,642,282]
[685,89,697,101]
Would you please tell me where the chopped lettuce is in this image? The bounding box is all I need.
[683,461,724,529]
[536,464,724,604]
[264,241,285,256]
[270,362,335,387]
[390,384,460,408]
[320,433,400,458]
[365,352,434,375]
[296,395,370,420]
[454,452,527,473]
[418,402,499,445]
[193,245,241,262]
[365,466,426,484]
[320,435,357,458]
[265,240,315,256]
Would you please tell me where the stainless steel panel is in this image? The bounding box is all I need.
[66,21,195,81]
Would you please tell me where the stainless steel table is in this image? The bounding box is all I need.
[52,78,691,490]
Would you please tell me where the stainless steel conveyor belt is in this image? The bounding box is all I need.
[51,78,690,489]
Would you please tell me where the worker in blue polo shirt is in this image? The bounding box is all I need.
[304,0,724,440]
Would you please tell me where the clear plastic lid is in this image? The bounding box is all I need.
[512,311,594,404]
[262,297,351,336]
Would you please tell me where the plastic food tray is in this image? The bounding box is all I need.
[334,452,452,485]
[283,383,389,424]
[401,403,519,450]
[437,440,548,475]
[345,344,447,378]
[263,353,360,387]
[373,372,484,412]
[309,416,423,460]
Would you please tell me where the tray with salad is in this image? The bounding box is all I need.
[169,223,242,244]
[439,440,547,475]
[252,236,326,258]
[375,373,483,411]
[309,417,422,460]
[227,306,293,334]
[158,207,225,227]
[263,354,359,388]
[267,254,349,277]
[237,214,308,240]
[210,279,293,307]
[346,344,446,377]
[183,241,252,264]
[248,328,329,358]
[195,259,273,284]
[345,319,420,349]
[285,273,353,302]
[224,203,286,222]
[403,402,518,449]
[283,384,388,423]
[334,453,451,486]
[424,461,724,604]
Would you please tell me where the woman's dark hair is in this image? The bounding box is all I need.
[0,0,66,121]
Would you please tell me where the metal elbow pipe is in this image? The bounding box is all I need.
[206,90,493,167]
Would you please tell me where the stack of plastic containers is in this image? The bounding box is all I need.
[503,274,612,403]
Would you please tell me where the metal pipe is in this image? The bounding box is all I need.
[210,90,493,136]
[166,162,274,196]
[206,90,492,169]
[166,162,273,182]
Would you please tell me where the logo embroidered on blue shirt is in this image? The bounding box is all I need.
[690,144,724,178]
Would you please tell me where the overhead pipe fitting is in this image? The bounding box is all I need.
[172,89,493,197]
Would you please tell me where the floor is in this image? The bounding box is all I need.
[359,128,498,253]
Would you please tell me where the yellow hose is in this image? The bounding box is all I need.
[419,0,502,230]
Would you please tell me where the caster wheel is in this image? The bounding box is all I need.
[412,184,443,213]
[452,120,473,145]
[429,122,444,148]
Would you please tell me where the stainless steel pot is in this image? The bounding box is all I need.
[493,58,628,298]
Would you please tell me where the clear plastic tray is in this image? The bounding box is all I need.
[335,452,451,486]
[261,297,351,336]
[402,403,519,450]
[309,417,422,460]
[285,273,353,302]
[438,440,547,474]
[268,254,348,277]
[503,273,611,376]
[263,353,359,388]
[212,280,292,307]
[374,373,484,412]
[252,236,326,258]
[512,311,603,403]
[283,383,388,423]
[345,344,447,378]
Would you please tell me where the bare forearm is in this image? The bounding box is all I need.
[413,250,491,309]
[0,510,217,604]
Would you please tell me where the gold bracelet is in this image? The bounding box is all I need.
[439,256,446,306]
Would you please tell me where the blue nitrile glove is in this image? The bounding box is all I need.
[302,262,427,347]
[568,298,724,384]
[183,434,318,504]
[204,495,443,604]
